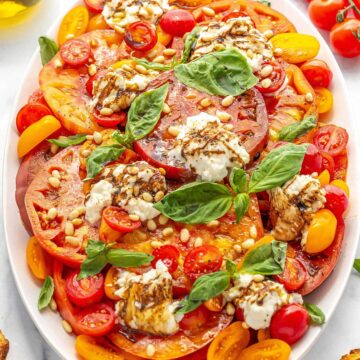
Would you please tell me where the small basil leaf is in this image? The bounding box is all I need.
[229,167,247,193]
[132,58,172,71]
[154,182,233,224]
[38,276,54,310]
[85,145,125,180]
[39,36,59,65]
[226,259,237,277]
[354,259,360,273]
[278,116,316,142]
[240,240,287,275]
[177,298,202,315]
[48,134,87,148]
[234,193,250,223]
[106,248,154,268]
[180,26,202,64]
[305,303,325,325]
[77,253,107,280]
[85,240,107,259]
[126,83,169,141]
[248,143,309,193]
[111,131,133,147]
[174,48,258,96]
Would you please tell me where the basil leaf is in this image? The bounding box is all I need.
[48,134,87,148]
[278,116,316,142]
[86,240,107,259]
[133,58,172,71]
[39,36,59,65]
[154,182,233,224]
[126,83,169,141]
[111,131,133,147]
[240,240,287,275]
[226,259,237,277]
[177,298,202,314]
[229,167,247,193]
[106,248,154,268]
[78,253,107,280]
[38,276,54,310]
[248,143,309,193]
[234,193,250,223]
[174,48,258,96]
[305,303,325,325]
[257,0,271,6]
[354,259,360,273]
[180,26,202,64]
[85,145,125,180]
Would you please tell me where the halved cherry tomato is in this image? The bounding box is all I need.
[87,14,109,31]
[84,0,104,13]
[238,339,291,360]
[124,21,157,52]
[92,110,127,128]
[28,89,48,106]
[324,184,349,219]
[317,169,330,186]
[103,207,141,233]
[207,321,250,360]
[274,258,307,292]
[313,125,349,157]
[60,39,91,67]
[16,103,52,134]
[222,10,251,22]
[315,87,333,114]
[159,10,196,37]
[255,61,286,94]
[320,151,335,179]
[104,267,120,301]
[270,304,309,345]
[151,245,180,274]
[183,245,223,280]
[308,0,347,30]
[300,143,322,175]
[300,60,333,88]
[65,271,104,307]
[179,305,211,331]
[26,236,51,280]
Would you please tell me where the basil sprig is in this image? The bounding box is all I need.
[39,36,59,65]
[174,48,258,96]
[180,26,202,64]
[278,116,316,142]
[78,240,154,280]
[239,240,287,275]
[38,276,54,311]
[48,134,87,148]
[304,303,325,325]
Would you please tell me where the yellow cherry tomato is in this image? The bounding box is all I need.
[111,59,137,70]
[317,170,330,186]
[330,179,350,197]
[26,237,51,281]
[104,267,120,301]
[87,14,109,32]
[270,33,320,64]
[58,6,89,45]
[315,87,333,114]
[238,339,291,360]
[17,115,61,158]
[304,209,337,254]
[156,25,173,46]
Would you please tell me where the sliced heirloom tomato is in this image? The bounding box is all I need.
[238,339,291,360]
[16,103,52,134]
[125,21,157,52]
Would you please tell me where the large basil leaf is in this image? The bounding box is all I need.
[126,83,169,141]
[278,116,316,142]
[305,303,325,325]
[230,167,247,193]
[180,26,202,64]
[86,239,107,259]
[106,248,154,268]
[234,193,250,223]
[39,36,59,65]
[38,276,54,310]
[248,143,309,193]
[48,134,87,148]
[133,58,172,71]
[174,48,258,96]
[85,145,125,180]
[154,182,233,224]
[239,240,287,275]
[78,253,108,280]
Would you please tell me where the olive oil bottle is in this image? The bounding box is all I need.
[0,0,41,23]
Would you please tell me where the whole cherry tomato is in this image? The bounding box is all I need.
[330,19,360,57]
[103,207,141,233]
[300,143,323,175]
[324,184,349,219]
[300,60,333,88]
[270,304,309,345]
[308,0,347,30]
[313,125,349,157]
[124,21,157,52]
[151,245,180,274]
[60,39,91,67]
[159,10,196,37]
[274,258,307,292]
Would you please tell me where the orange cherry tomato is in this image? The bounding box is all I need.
[16,103,52,134]
[104,267,120,301]
[58,6,90,45]
[314,87,333,114]
[207,321,250,360]
[17,115,61,158]
[238,339,291,360]
[26,236,51,280]
[87,14,109,31]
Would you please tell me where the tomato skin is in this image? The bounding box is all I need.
[330,19,360,57]
[308,0,347,30]
[313,125,349,157]
[16,103,52,134]
[125,21,157,52]
[273,258,307,292]
[179,305,211,331]
[93,110,127,128]
[300,60,333,88]
[255,61,286,94]
[84,0,104,13]
[324,184,349,219]
[238,339,291,360]
[300,143,322,175]
[151,245,180,274]
[159,10,196,37]
[60,39,91,67]
[270,304,309,345]
[103,206,141,233]
[320,152,335,179]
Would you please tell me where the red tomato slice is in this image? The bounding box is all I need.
[60,39,91,67]
[184,245,223,280]
[103,206,141,233]
[300,143,322,175]
[84,0,104,13]
[320,151,335,179]
[255,61,286,94]
[28,89,48,106]
[151,245,180,274]
[92,110,127,128]
[16,103,52,134]
[124,21,157,52]
[159,10,196,37]
[273,258,307,292]
[300,59,333,88]
[313,125,349,157]
[65,271,104,307]
[179,305,211,331]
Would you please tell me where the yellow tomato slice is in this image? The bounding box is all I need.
[87,14,109,32]
[331,179,350,197]
[17,115,61,158]
[238,339,291,360]
[105,267,121,301]
[58,6,89,45]
[315,87,333,114]
[26,236,51,280]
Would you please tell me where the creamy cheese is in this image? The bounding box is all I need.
[85,180,114,225]
[124,198,161,222]
[192,17,273,71]
[168,112,250,182]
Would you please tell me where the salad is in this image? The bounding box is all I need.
[15,0,350,359]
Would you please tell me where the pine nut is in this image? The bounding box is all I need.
[274,48,283,56]
[66,34,75,40]
[200,98,212,108]
[54,59,63,69]
[151,240,162,249]
[81,149,91,158]
[90,39,98,47]
[146,344,156,357]
[65,222,75,236]
[242,238,255,250]
[180,228,190,243]
[159,168,166,176]
[154,191,165,202]
[129,214,140,221]
[194,237,203,247]
[88,64,97,76]
[69,209,80,220]
[260,64,273,78]
[48,177,60,189]
[224,124,234,131]
[162,227,174,237]
[221,95,234,107]
[147,220,157,231]
[127,166,139,175]
[261,78,272,89]
[246,49,254,59]
[62,320,73,334]
[65,236,80,246]
[50,144,59,154]
[77,206,86,215]
[168,126,180,137]
[163,48,176,56]
[50,298,57,311]
[250,225,257,239]
[142,192,153,202]
[207,220,219,228]
[47,208,57,220]
[233,244,242,253]
[214,43,225,51]
[51,170,61,179]
[305,92,314,102]
[158,215,169,225]
[122,64,133,72]
[253,274,264,282]
[72,218,83,226]
[162,103,171,114]
[186,93,197,100]
[153,55,165,63]
[86,135,93,141]
[263,29,274,39]
[93,131,103,145]
[202,6,215,17]
[216,110,232,122]
[135,64,148,74]
[226,303,236,316]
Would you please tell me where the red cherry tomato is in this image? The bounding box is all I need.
[308,0,347,30]
[313,125,349,157]
[124,21,157,52]
[255,61,286,94]
[16,103,52,134]
[65,271,104,307]
[92,110,127,128]
[183,245,223,280]
[222,11,252,22]
[159,10,196,37]
[28,89,48,106]
[300,143,322,175]
[179,305,211,331]
[151,245,180,274]
[76,303,115,337]
[273,258,307,292]
[320,152,335,179]
[60,39,91,67]
[300,60,333,88]
[235,307,245,322]
[270,304,309,345]
[324,184,349,219]
[330,19,360,58]
[86,70,106,96]
[103,206,141,233]
[84,0,104,13]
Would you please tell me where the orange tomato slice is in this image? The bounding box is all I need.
[104,267,120,301]
[238,339,291,360]
[26,236,51,280]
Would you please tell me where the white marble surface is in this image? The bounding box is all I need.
[0,0,359,359]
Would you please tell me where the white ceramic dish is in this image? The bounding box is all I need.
[3,0,360,359]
